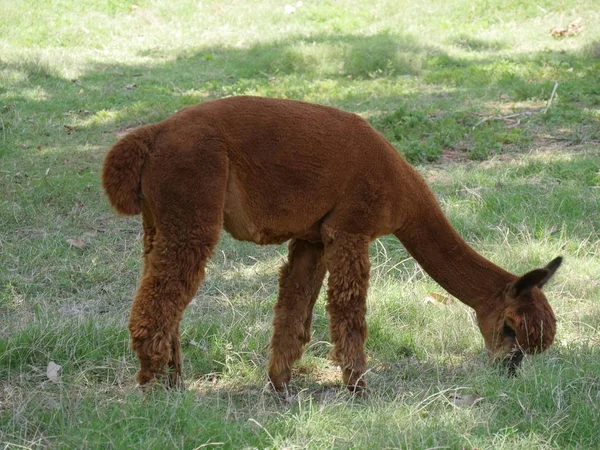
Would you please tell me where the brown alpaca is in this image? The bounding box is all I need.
[102,96,562,393]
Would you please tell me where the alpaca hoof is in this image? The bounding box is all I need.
[268,368,291,393]
[136,378,157,393]
[345,380,369,398]
[167,373,185,391]
[343,369,368,397]
[269,378,290,394]
[136,369,157,388]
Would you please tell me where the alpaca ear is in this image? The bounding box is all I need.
[541,256,563,285]
[510,256,563,298]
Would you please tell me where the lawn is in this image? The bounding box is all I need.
[1,0,599,448]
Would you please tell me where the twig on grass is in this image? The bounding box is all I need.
[472,82,560,129]
[472,111,534,129]
[0,116,6,141]
[543,82,560,114]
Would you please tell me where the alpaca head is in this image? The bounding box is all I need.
[476,256,562,374]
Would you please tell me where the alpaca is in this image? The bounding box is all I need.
[102,96,562,393]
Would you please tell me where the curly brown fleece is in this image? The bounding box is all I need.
[102,96,561,393]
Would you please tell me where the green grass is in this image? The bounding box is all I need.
[1,0,599,448]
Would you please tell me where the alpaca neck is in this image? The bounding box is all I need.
[393,169,515,310]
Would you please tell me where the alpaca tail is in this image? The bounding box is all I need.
[102,126,156,215]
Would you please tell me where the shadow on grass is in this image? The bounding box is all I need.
[450,34,511,52]
[2,33,598,156]
[2,32,597,245]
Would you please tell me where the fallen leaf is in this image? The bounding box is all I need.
[423,292,454,306]
[47,361,62,383]
[70,202,84,213]
[66,237,86,249]
[550,26,568,38]
[190,339,209,351]
[422,296,438,306]
[567,21,583,36]
[430,292,454,304]
[550,19,583,38]
[116,126,140,138]
[449,392,482,407]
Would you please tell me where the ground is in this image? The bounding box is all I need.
[1,1,599,448]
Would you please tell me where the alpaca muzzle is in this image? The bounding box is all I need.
[504,350,524,377]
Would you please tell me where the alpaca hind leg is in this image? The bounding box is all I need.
[141,201,157,277]
[323,230,370,394]
[302,281,323,345]
[138,203,184,388]
[129,234,216,388]
[268,239,326,392]
[130,145,228,389]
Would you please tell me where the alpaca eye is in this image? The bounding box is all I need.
[503,322,516,338]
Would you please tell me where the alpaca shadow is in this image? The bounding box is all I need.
[181,349,490,405]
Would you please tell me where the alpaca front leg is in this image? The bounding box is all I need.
[323,232,370,394]
[327,305,368,392]
[268,239,326,392]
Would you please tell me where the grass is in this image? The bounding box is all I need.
[1,0,599,448]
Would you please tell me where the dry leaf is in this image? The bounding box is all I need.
[66,237,86,249]
[449,392,482,407]
[550,19,583,38]
[430,292,454,304]
[190,339,208,351]
[422,296,439,306]
[567,21,583,36]
[550,26,567,37]
[116,126,140,138]
[47,361,62,383]
[423,292,454,306]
